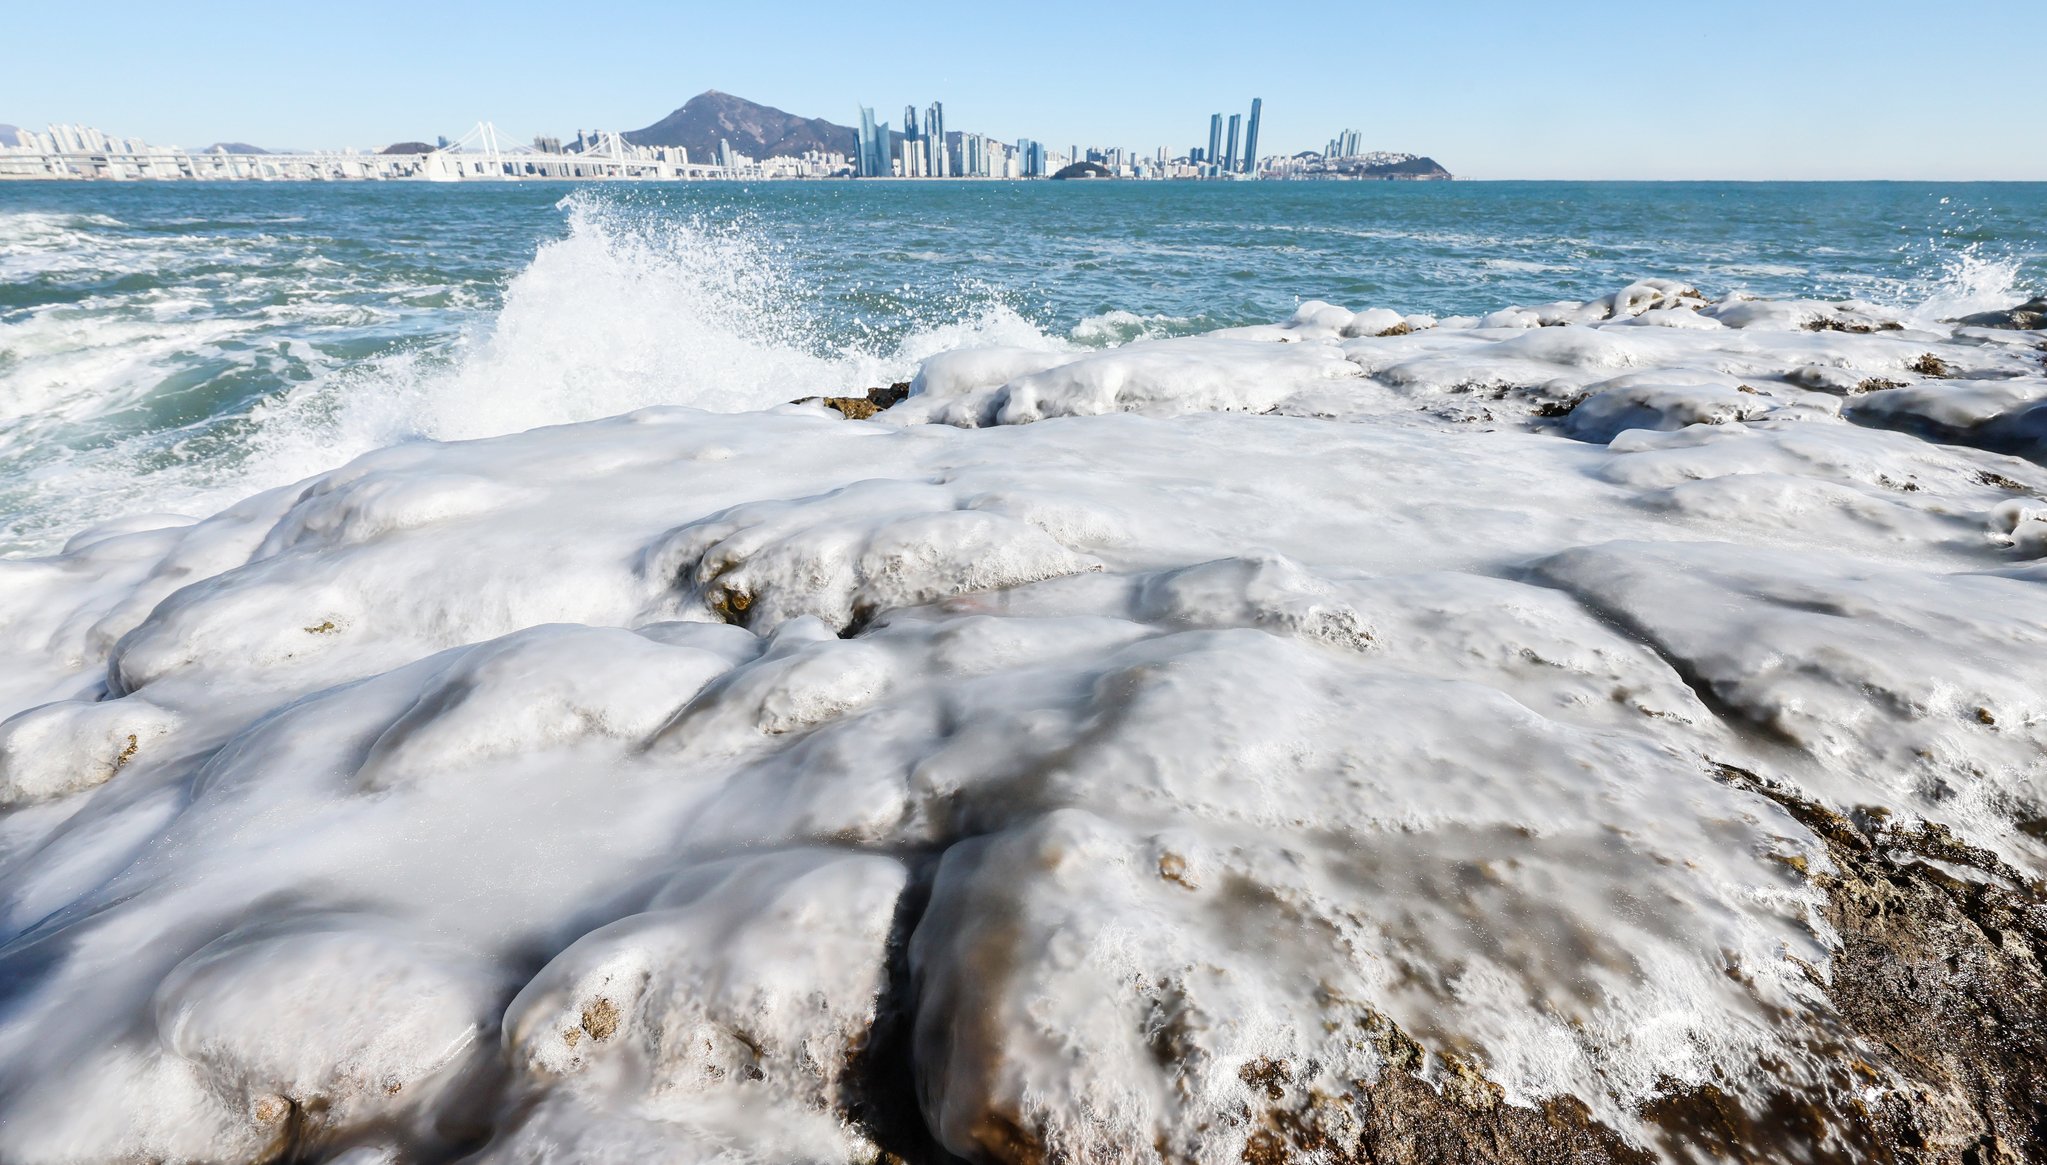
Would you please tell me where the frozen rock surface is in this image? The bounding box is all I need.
[0,284,2044,1165]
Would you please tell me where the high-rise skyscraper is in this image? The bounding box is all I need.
[1242,98,1262,174]
[1224,114,1242,173]
[926,102,946,177]
[856,106,891,178]
[1207,114,1222,170]
[1016,139,1045,178]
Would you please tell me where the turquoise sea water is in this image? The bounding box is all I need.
[2,180,2043,552]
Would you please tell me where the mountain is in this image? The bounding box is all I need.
[624,91,859,160]
[205,142,271,155]
[0,124,21,147]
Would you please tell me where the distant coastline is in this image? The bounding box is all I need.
[0,92,1452,184]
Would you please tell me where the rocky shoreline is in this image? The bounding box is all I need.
[0,285,2044,1164]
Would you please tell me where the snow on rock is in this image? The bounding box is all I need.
[1562,381,1776,443]
[1531,540,2047,857]
[0,695,179,806]
[1282,299,1354,335]
[640,478,1107,634]
[486,849,907,1163]
[1846,376,2047,456]
[908,345,1079,401]
[0,281,2044,1163]
[1700,296,1906,333]
[895,335,1360,426]
[2,920,500,1164]
[1339,307,1409,337]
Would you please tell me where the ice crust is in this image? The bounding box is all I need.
[0,281,2044,1163]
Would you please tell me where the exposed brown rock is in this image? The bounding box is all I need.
[1707,763,2047,1164]
[579,998,621,1042]
[1976,470,2028,492]
[1807,318,1904,334]
[1223,768,2047,1165]
[1909,354,1955,378]
[805,382,915,420]
[1237,1032,1652,1165]
[824,396,885,420]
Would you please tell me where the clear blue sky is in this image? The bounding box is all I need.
[4,1,2038,179]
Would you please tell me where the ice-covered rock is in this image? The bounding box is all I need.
[1531,539,2047,858]
[1282,299,1354,335]
[894,335,1361,426]
[0,280,2043,1164]
[1846,377,2047,456]
[0,695,179,806]
[1339,307,1410,337]
[640,478,1107,633]
[487,850,906,1163]
[1562,381,1776,443]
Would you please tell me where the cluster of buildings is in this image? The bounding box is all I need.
[850,97,1270,180]
[1265,129,1450,181]
[0,122,735,181]
[2,104,1437,183]
[1191,99,1264,177]
[1326,129,1367,160]
[854,102,1033,179]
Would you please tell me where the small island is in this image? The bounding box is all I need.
[1049,161,1115,180]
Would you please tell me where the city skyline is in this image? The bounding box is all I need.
[0,98,1445,183]
[843,94,1274,181]
[4,92,1305,184]
[1,0,2039,180]
[1,82,1373,185]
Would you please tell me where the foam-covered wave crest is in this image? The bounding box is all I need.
[0,195,1068,553]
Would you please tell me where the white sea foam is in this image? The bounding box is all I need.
[0,196,1069,552]
[1908,243,2028,324]
[1070,309,1197,346]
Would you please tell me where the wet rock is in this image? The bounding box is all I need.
[1805,318,1903,334]
[801,382,914,420]
[1954,298,2047,331]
